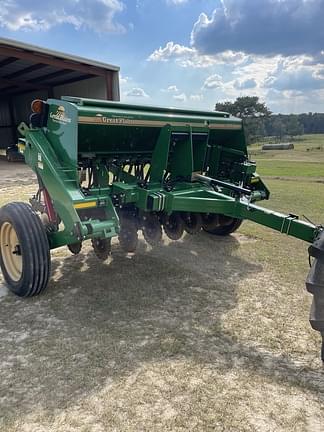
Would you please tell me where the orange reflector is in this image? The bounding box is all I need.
[31,99,44,114]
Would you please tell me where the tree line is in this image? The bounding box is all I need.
[215,97,324,144]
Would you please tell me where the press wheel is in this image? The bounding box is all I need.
[68,242,82,255]
[142,214,162,246]
[182,212,202,235]
[203,214,242,236]
[91,238,111,260]
[163,213,184,240]
[119,217,138,252]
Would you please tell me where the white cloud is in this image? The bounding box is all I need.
[149,38,324,111]
[161,85,180,93]
[190,94,204,101]
[265,67,324,91]
[167,85,179,92]
[146,6,324,111]
[148,42,193,62]
[230,55,281,95]
[234,78,257,90]
[148,41,247,68]
[266,88,313,113]
[166,0,188,4]
[203,74,223,90]
[173,93,187,102]
[191,0,324,56]
[125,87,149,98]
[0,0,125,33]
[119,75,130,85]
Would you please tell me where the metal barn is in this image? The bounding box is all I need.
[0,38,120,158]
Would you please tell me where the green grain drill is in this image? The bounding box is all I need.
[0,97,323,360]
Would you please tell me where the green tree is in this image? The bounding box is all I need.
[286,115,304,138]
[215,96,271,144]
[215,96,271,118]
[271,116,286,141]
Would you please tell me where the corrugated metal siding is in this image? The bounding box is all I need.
[0,90,50,149]
[12,90,49,121]
[0,128,13,148]
[0,99,13,149]
[53,76,107,100]
[0,77,114,149]
[0,39,120,154]
[0,99,11,125]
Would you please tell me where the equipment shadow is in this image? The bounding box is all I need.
[0,233,323,427]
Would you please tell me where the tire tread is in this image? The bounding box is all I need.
[0,202,50,297]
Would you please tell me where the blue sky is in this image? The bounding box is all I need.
[1,0,323,113]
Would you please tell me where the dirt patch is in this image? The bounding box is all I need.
[0,159,36,186]
[0,171,323,431]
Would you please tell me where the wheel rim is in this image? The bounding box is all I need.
[0,222,23,281]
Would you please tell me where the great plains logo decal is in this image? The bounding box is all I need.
[95,113,136,125]
[50,106,71,125]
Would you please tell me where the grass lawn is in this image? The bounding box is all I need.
[249,134,324,164]
[247,134,324,182]
[244,134,324,279]
[254,160,323,178]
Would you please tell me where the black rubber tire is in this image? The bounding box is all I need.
[163,212,184,240]
[203,215,243,236]
[0,202,51,297]
[142,214,162,246]
[182,212,202,235]
[91,238,111,260]
[119,217,138,252]
[68,242,82,255]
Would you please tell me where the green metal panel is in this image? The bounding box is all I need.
[63,96,232,119]
[46,99,79,180]
[150,126,172,183]
[169,127,193,181]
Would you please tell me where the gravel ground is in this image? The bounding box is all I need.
[0,161,323,431]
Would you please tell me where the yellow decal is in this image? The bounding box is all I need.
[250,177,259,183]
[74,201,97,209]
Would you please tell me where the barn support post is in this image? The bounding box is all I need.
[7,97,16,146]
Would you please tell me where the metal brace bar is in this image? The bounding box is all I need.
[280,214,299,235]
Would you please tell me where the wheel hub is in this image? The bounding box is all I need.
[0,222,23,282]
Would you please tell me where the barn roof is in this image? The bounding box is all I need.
[0,37,119,97]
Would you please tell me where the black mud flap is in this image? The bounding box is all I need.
[307,231,324,362]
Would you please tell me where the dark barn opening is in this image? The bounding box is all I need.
[0,38,120,161]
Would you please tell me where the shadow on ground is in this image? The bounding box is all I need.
[0,232,323,428]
